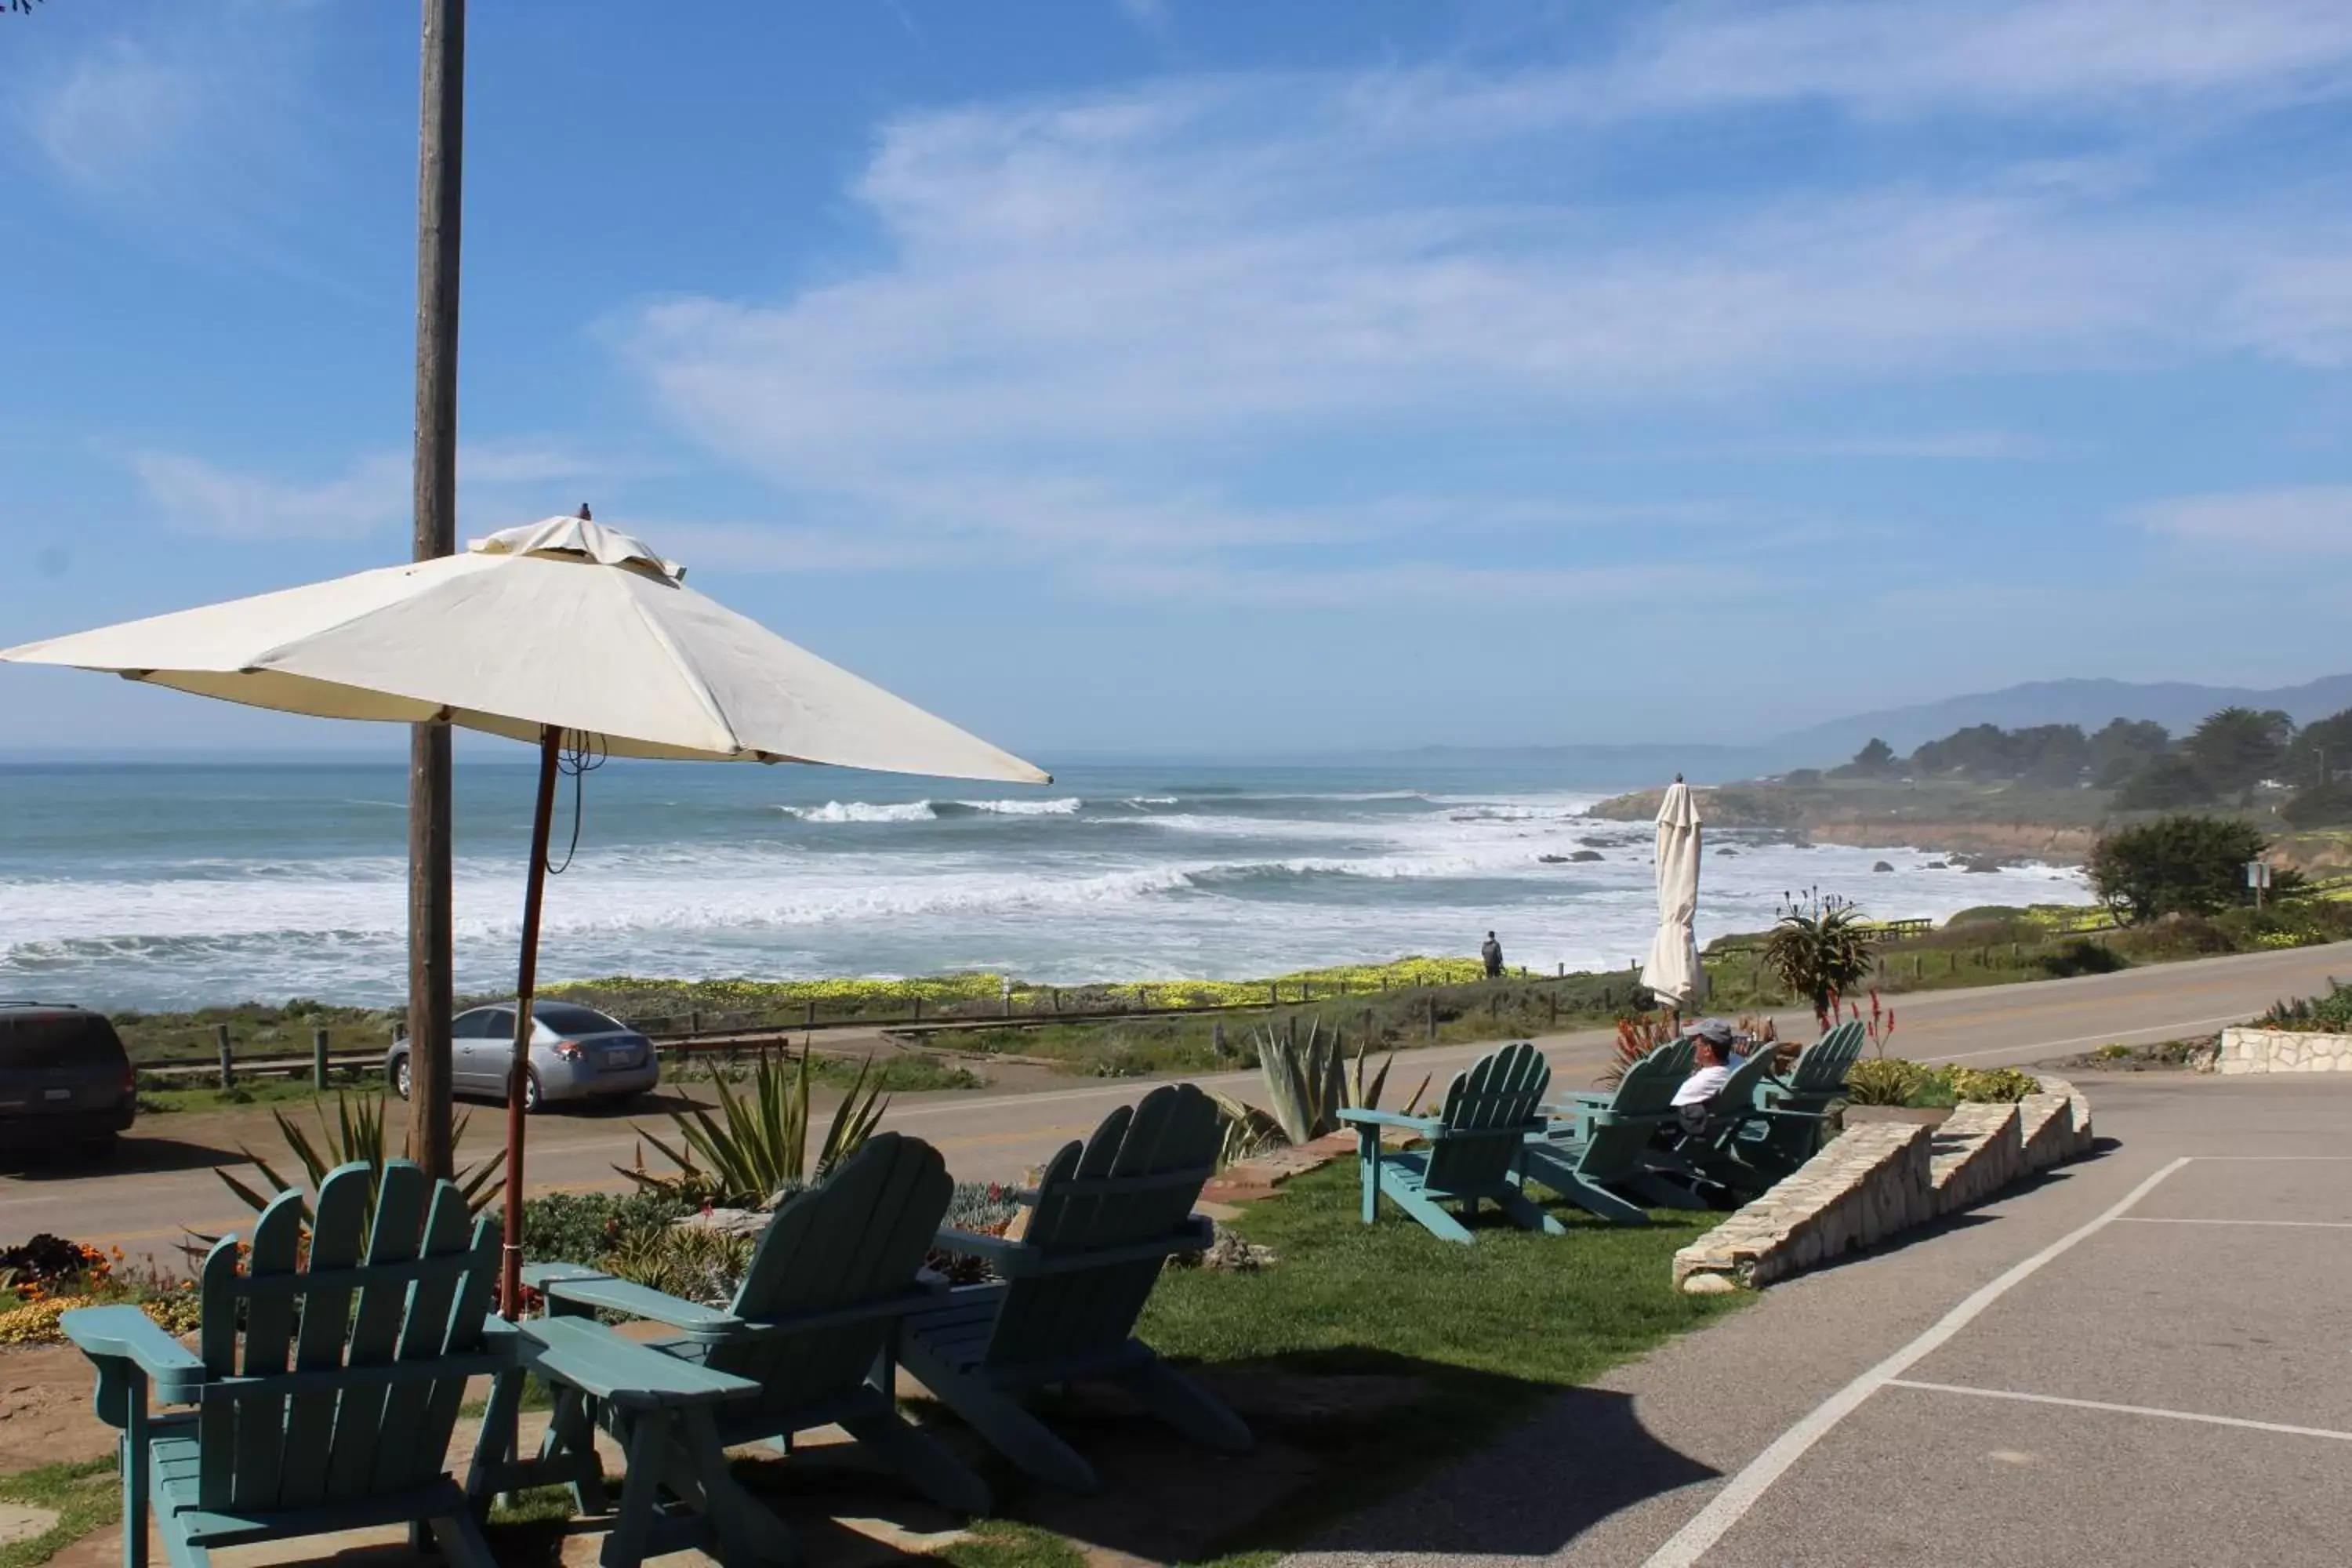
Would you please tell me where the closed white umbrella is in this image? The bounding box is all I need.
[1639,775,1706,1012]
[2,513,1047,1309]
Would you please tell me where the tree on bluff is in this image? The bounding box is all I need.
[2089,815,2296,924]
[2183,706,2295,804]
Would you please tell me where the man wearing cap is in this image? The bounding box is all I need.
[1670,1018,1739,1134]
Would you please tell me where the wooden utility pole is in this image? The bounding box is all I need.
[407,0,464,1180]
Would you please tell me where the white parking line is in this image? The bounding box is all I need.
[1640,1156,2193,1568]
[2118,1217,2352,1229]
[1885,1379,2352,1443]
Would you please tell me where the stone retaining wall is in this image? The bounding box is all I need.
[1673,1076,2092,1294]
[2208,1027,2352,1075]
[1927,1102,2025,1214]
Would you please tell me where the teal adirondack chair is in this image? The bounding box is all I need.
[1515,1040,1694,1224]
[502,1131,989,1566]
[1741,1020,1867,1177]
[61,1160,511,1568]
[1340,1040,1561,1243]
[1644,1041,1786,1203]
[899,1083,1250,1494]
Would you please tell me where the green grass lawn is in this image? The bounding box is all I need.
[0,1457,120,1568]
[913,1163,1747,1568]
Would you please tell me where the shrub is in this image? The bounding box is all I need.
[1944,1066,2042,1102]
[1842,1058,1926,1106]
[604,1225,753,1308]
[520,1189,691,1268]
[2280,782,2352,829]
[2253,978,2352,1033]
[2089,816,2279,924]
[2039,937,2128,978]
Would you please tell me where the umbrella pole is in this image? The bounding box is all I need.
[499,725,564,1317]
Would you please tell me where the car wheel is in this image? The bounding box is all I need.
[393,1055,414,1102]
[522,1069,544,1114]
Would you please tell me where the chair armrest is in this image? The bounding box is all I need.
[936,1217,1215,1277]
[931,1227,1021,1264]
[516,1316,760,1411]
[60,1305,206,1405]
[521,1264,746,1343]
[1338,1108,1441,1133]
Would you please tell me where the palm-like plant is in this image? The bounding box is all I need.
[1209,1016,1428,1162]
[1762,892,1878,1023]
[621,1048,888,1207]
[195,1091,503,1258]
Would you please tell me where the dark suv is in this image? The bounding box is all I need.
[0,1003,136,1159]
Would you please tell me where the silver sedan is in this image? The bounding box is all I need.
[387,1000,659,1112]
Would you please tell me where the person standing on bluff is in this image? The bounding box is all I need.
[1480,931,1504,979]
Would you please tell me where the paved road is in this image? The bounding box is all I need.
[1292,1069,2352,1566]
[7,939,2348,1264]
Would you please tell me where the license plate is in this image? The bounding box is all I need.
[43,1088,71,1102]
[602,1048,636,1068]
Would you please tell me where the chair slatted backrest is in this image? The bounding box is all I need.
[1577,1044,1689,1178]
[706,1132,953,1414]
[982,1084,1219,1371]
[196,1160,498,1513]
[1787,1021,1866,1097]
[1423,1042,1551,1192]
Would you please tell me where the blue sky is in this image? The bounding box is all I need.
[3,0,2350,757]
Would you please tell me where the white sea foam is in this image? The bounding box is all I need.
[958,797,1083,815]
[780,800,939,823]
[0,770,2097,1011]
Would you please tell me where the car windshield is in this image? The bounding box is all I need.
[531,1002,626,1037]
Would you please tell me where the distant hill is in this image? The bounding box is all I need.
[1763,674,2352,771]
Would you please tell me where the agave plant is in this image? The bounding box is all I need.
[194,1091,504,1258]
[1209,1016,1428,1160]
[620,1048,887,1208]
[1763,893,1878,1022]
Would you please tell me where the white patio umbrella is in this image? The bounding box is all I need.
[1638,775,1706,1012]
[2,513,1047,1311]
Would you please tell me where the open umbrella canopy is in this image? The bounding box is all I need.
[2,515,1047,782]
[3,514,1047,1316]
[1639,777,1706,1011]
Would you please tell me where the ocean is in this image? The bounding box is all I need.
[0,760,2095,1012]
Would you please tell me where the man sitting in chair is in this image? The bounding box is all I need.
[1668,1018,1740,1135]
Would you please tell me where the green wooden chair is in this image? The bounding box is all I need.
[1740,1020,1867,1178]
[1515,1040,1694,1224]
[899,1083,1250,1494]
[61,1159,512,1568]
[1644,1041,1786,1203]
[503,1131,989,1566]
[1341,1040,1561,1243]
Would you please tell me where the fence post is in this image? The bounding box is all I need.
[1548,993,1559,1028]
[1362,1007,1374,1049]
[1051,988,1061,1014]
[688,1007,699,1038]
[804,999,816,1029]
[911,995,922,1023]
[312,1027,329,1091]
[1557,960,1565,978]
[216,1024,234,1090]
[1269,982,1279,1005]
[1426,996,1438,1041]
[1301,980,1311,1003]
[1213,1020,1227,1058]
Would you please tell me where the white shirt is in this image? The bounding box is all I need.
[1671,1062,1732,1109]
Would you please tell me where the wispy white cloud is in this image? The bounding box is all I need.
[131,451,409,543]
[2134,487,2352,555]
[129,442,637,543]
[612,0,2352,603]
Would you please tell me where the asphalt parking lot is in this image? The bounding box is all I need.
[1298,1072,2352,1568]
